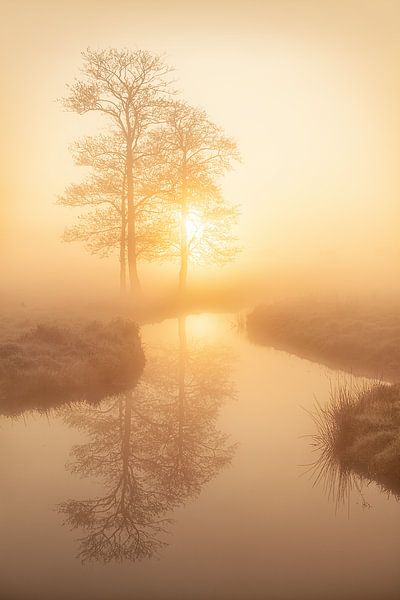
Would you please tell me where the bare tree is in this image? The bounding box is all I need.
[63,48,174,297]
[151,101,240,297]
[59,132,175,294]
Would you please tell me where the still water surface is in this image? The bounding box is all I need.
[1,314,399,599]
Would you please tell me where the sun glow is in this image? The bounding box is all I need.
[185,210,205,240]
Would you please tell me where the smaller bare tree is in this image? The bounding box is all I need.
[151,100,240,297]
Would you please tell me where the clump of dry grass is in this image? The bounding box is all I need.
[308,379,400,508]
[0,319,145,416]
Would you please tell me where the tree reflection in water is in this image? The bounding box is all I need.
[58,317,236,562]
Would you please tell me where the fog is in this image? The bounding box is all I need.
[2,0,400,306]
[4,4,400,599]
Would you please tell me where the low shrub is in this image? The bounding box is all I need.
[0,319,145,416]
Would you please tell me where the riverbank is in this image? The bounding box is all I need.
[0,317,145,416]
[247,300,400,382]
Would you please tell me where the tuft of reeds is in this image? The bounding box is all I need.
[306,378,400,510]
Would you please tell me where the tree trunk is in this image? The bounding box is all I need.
[178,205,188,298]
[126,142,141,298]
[119,184,127,295]
[178,161,188,299]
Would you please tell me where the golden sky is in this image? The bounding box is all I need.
[1,0,400,296]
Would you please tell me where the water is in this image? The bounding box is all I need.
[1,313,399,600]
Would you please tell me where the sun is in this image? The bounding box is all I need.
[185,210,205,240]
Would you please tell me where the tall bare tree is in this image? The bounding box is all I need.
[63,48,173,297]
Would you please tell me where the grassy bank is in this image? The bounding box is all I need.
[0,319,145,416]
[310,382,400,503]
[247,301,400,381]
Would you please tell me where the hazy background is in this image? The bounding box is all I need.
[1,0,400,301]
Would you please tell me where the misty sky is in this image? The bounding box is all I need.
[1,0,400,296]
